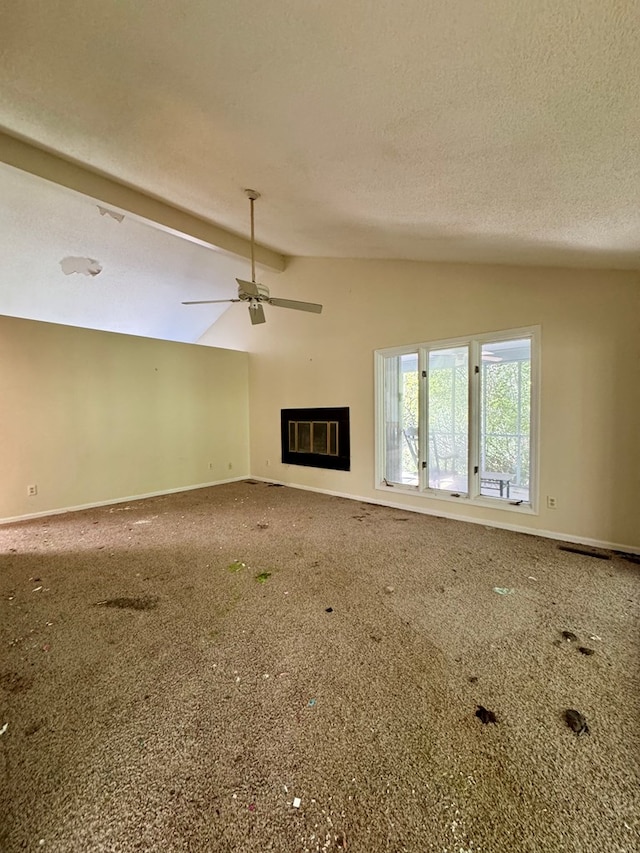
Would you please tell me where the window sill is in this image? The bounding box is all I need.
[376,482,538,515]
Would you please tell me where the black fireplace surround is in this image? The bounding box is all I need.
[281,407,350,471]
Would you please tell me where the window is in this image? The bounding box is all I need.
[375,327,539,509]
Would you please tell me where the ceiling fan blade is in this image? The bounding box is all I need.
[182,298,241,305]
[269,297,323,314]
[249,302,266,325]
[236,278,261,297]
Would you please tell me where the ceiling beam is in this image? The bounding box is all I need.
[0,129,286,272]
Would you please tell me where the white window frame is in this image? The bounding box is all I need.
[374,326,540,514]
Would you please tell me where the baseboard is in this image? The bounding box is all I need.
[4,474,638,556]
[249,477,640,555]
[0,476,248,526]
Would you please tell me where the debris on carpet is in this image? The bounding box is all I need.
[564,709,590,736]
[561,630,578,642]
[616,551,640,564]
[292,797,301,809]
[493,587,513,595]
[0,722,8,736]
[558,545,611,560]
[475,705,497,724]
[227,560,246,573]
[578,646,595,656]
[255,572,272,583]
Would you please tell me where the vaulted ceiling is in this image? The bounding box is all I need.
[1,1,638,341]
[0,162,251,343]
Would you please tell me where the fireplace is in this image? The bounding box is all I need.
[281,407,350,471]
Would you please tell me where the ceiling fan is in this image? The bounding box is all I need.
[182,189,323,325]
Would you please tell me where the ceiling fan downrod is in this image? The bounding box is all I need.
[244,188,260,284]
[181,187,322,323]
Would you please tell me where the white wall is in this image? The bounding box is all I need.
[201,258,640,550]
[0,316,249,520]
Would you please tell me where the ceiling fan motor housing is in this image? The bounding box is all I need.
[237,279,270,300]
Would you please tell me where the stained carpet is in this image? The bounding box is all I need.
[1,482,638,852]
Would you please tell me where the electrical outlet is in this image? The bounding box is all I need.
[27,484,38,497]
[547,496,557,509]
[208,462,215,470]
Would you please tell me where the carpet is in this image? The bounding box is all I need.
[1,482,638,852]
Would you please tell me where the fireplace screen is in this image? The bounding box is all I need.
[288,420,339,456]
[281,408,350,470]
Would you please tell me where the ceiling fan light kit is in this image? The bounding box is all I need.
[182,190,323,325]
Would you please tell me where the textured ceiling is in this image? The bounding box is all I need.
[0,163,249,343]
[1,0,639,269]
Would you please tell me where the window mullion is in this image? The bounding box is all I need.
[469,340,481,498]
[418,347,428,491]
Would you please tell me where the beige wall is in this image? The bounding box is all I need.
[201,258,640,550]
[0,316,249,520]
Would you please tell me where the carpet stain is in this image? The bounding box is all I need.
[0,671,33,694]
[96,596,159,611]
[475,705,498,724]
